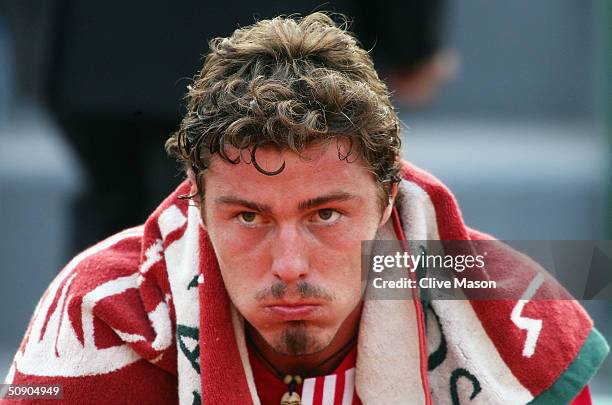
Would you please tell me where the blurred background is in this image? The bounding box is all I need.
[0,0,610,402]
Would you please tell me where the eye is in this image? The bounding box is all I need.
[237,212,262,225]
[241,212,256,222]
[312,208,341,223]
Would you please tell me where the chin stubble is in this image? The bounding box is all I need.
[276,321,326,356]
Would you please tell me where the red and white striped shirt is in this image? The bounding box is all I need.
[249,344,362,405]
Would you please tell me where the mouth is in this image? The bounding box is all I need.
[264,302,322,321]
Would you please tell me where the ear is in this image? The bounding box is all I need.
[186,168,202,206]
[379,182,399,227]
[187,168,209,229]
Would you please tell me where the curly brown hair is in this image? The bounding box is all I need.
[165,12,401,208]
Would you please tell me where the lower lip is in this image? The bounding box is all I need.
[266,305,321,320]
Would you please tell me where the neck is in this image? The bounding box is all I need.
[246,302,362,378]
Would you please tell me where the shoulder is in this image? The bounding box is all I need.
[63,226,145,294]
[9,224,178,381]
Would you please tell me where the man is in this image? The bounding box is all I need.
[2,13,607,405]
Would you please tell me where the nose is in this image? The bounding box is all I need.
[270,224,309,284]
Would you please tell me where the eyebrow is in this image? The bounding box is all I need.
[214,192,358,213]
[215,197,273,214]
[297,192,358,211]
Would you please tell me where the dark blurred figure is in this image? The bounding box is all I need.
[5,0,452,255]
[351,0,456,107]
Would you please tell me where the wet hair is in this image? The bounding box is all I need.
[165,12,401,208]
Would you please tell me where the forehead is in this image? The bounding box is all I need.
[203,139,378,204]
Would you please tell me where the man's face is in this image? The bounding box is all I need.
[200,139,387,355]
